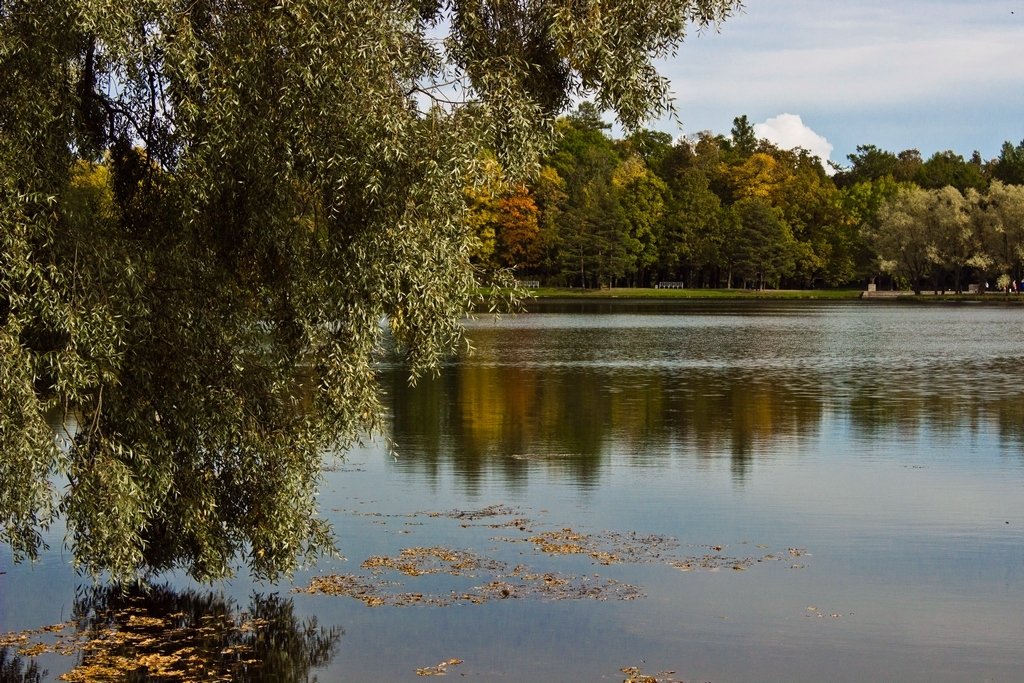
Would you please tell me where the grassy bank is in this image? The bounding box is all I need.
[518,287,865,300]
[480,286,1024,302]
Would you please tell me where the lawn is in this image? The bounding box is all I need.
[521,287,865,300]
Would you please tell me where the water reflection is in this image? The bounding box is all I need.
[5,302,1024,683]
[844,361,1024,447]
[387,364,825,485]
[387,303,1024,487]
[2,586,340,682]
[0,649,45,683]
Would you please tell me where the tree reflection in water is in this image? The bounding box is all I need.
[387,345,1024,488]
[2,584,340,682]
[0,649,45,683]
[387,363,824,487]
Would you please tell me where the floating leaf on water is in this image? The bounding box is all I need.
[416,657,464,676]
[619,665,687,683]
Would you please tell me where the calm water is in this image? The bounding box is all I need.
[3,300,1024,682]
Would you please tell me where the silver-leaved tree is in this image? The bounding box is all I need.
[0,0,741,581]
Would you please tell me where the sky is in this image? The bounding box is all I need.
[644,0,1024,170]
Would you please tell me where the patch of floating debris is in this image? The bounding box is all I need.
[362,546,506,577]
[296,505,809,607]
[425,504,522,521]
[520,528,679,565]
[297,552,642,606]
[620,665,703,683]
[416,658,464,676]
[805,605,846,619]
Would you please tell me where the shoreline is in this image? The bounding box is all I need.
[497,287,1024,303]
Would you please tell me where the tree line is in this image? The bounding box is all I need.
[468,104,1024,292]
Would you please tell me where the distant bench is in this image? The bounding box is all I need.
[516,280,540,289]
[655,282,686,289]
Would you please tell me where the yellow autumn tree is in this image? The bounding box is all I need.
[721,151,793,203]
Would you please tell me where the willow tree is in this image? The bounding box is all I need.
[874,186,933,295]
[0,0,741,581]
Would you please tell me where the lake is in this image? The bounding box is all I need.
[2,300,1023,682]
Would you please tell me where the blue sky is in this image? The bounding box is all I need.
[646,0,1024,169]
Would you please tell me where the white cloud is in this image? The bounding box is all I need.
[753,114,834,171]
[671,33,1024,111]
[654,0,1024,160]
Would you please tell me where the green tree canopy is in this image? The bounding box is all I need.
[838,144,898,186]
[730,197,796,289]
[660,166,722,278]
[610,155,667,284]
[914,150,987,193]
[0,0,743,581]
[991,140,1024,186]
[727,114,757,158]
[975,180,1024,280]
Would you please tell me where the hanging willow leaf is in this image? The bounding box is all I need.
[0,0,741,581]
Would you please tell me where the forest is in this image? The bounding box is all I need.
[467,104,1024,293]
